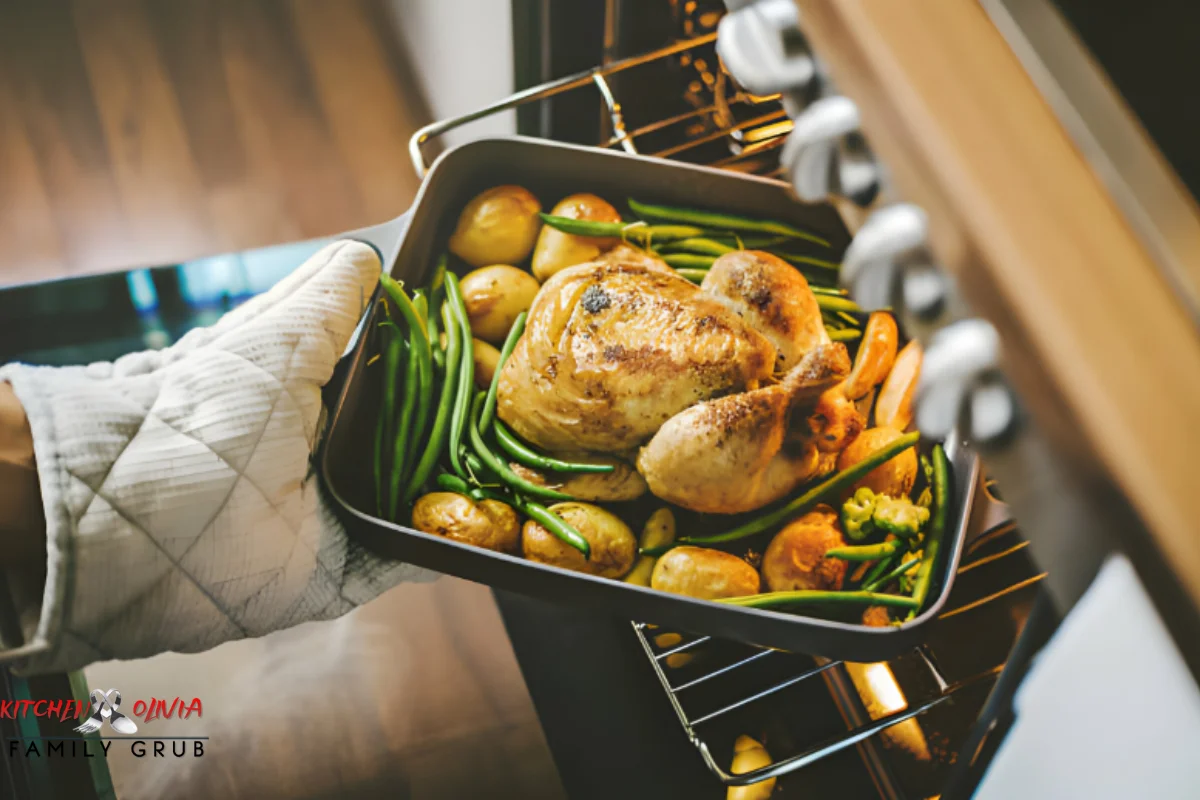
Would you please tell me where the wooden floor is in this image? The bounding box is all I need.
[1,3,565,797]
[0,0,428,285]
[88,580,567,800]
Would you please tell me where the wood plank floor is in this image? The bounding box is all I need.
[0,0,427,285]
[87,580,567,800]
[1,3,565,797]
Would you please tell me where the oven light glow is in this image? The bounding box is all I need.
[862,662,907,714]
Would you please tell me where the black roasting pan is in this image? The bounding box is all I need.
[319,137,980,662]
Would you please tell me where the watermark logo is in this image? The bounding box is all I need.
[73,689,137,735]
[5,688,206,760]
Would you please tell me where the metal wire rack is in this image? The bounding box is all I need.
[409,32,793,180]
[632,481,1043,794]
[408,30,1047,799]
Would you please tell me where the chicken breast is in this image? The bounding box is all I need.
[701,250,830,371]
[496,259,777,453]
[636,344,851,514]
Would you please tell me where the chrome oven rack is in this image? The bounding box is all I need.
[410,32,793,179]
[633,480,1043,795]
[409,31,1047,799]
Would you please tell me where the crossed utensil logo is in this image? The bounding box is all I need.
[74,689,138,734]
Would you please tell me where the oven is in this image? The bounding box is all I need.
[0,2,1196,798]
[424,1,1200,797]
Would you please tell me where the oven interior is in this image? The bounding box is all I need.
[412,2,1059,797]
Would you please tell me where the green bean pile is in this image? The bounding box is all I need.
[538,198,868,342]
[373,264,611,560]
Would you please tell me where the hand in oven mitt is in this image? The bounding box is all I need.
[0,241,433,674]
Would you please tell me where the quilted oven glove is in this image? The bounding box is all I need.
[0,241,433,674]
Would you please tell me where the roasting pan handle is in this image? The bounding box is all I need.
[407,34,718,179]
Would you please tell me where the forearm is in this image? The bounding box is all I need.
[0,242,430,675]
[0,382,45,574]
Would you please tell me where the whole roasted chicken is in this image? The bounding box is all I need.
[496,249,861,513]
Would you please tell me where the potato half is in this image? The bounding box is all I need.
[460,265,541,344]
[531,193,622,281]
[449,186,542,267]
[761,505,848,592]
[522,502,636,578]
[650,546,760,600]
[412,492,521,554]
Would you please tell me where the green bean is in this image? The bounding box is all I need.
[405,304,462,503]
[379,275,434,484]
[816,295,862,314]
[810,285,849,297]
[657,238,735,257]
[405,293,433,478]
[863,557,921,593]
[379,277,434,508]
[837,311,861,327]
[829,329,862,343]
[494,419,615,474]
[859,554,897,589]
[480,311,526,433]
[426,288,443,371]
[388,338,416,520]
[662,253,717,270]
[719,590,919,611]
[512,494,591,560]
[375,324,402,515]
[428,254,447,294]
[772,251,840,270]
[628,198,831,247]
[444,272,474,479]
[537,215,628,238]
[675,268,710,284]
[910,444,951,614]
[644,431,921,555]
[826,540,904,562]
[739,235,791,249]
[436,472,508,505]
[537,214,707,245]
[466,392,574,502]
[435,472,472,495]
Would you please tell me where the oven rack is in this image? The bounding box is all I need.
[409,32,792,180]
[632,500,1042,791]
[408,34,1048,798]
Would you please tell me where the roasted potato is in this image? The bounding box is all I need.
[473,337,502,389]
[411,492,520,554]
[460,264,541,344]
[650,546,760,600]
[761,505,848,592]
[522,502,636,578]
[510,456,647,502]
[727,736,776,800]
[448,186,542,267]
[862,606,891,628]
[625,508,676,586]
[837,426,918,498]
[875,339,922,431]
[531,193,622,281]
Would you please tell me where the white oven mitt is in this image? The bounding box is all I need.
[0,241,433,674]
